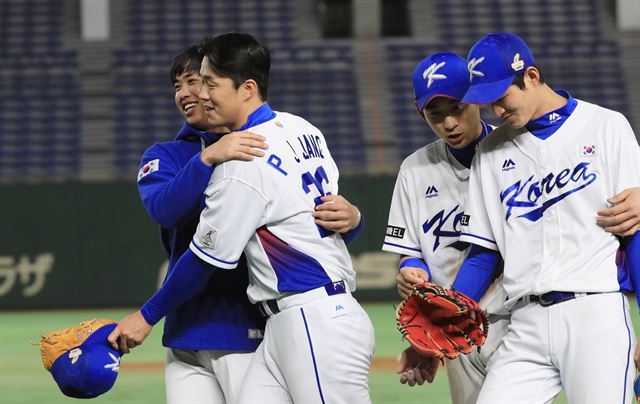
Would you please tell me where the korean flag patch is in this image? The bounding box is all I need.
[138,159,159,181]
[580,145,597,157]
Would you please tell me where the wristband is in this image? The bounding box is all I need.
[399,257,431,281]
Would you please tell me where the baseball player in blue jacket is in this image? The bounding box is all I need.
[129,43,365,403]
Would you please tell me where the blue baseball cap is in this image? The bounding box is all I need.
[50,323,122,398]
[462,32,535,104]
[412,52,469,111]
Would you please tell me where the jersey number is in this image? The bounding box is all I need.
[302,165,332,238]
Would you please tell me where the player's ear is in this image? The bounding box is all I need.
[524,66,540,87]
[241,79,258,101]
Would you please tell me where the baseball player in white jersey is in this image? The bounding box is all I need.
[451,32,640,403]
[382,52,509,404]
[108,32,373,404]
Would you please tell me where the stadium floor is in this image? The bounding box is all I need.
[4,301,631,403]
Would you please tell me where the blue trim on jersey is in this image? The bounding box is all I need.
[459,232,497,245]
[257,227,332,293]
[622,293,632,404]
[235,102,276,131]
[191,242,240,265]
[300,308,326,404]
[383,241,422,253]
[525,90,577,141]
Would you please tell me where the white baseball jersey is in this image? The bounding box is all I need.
[189,111,355,303]
[383,137,507,314]
[460,100,640,307]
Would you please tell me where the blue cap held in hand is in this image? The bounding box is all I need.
[462,32,535,105]
[413,52,470,111]
[40,320,123,399]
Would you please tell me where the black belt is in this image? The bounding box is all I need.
[256,280,347,318]
[523,291,598,307]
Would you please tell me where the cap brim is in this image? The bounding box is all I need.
[416,93,462,111]
[461,76,513,104]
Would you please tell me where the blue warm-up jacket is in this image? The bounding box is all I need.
[137,123,264,351]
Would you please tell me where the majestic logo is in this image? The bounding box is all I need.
[502,159,516,171]
[500,162,597,222]
[104,352,120,373]
[386,225,406,239]
[511,53,524,71]
[581,145,597,157]
[423,61,447,88]
[468,57,485,81]
[425,185,439,198]
[422,205,466,252]
[549,112,561,123]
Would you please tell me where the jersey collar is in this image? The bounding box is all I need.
[236,102,277,131]
[525,89,577,141]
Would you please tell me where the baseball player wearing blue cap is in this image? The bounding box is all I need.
[451,32,640,402]
[382,52,509,404]
[110,32,372,404]
[134,45,364,403]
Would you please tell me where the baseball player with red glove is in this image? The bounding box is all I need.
[383,52,510,404]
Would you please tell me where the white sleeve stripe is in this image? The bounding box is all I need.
[459,232,497,244]
[189,241,239,266]
[382,241,422,252]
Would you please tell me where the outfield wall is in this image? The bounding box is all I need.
[0,177,400,309]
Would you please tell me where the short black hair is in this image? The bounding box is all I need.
[170,45,203,83]
[511,65,545,89]
[198,32,270,100]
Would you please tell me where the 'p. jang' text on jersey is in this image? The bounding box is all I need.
[460,100,640,306]
[190,109,355,303]
[383,138,507,314]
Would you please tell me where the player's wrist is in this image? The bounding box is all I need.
[350,206,362,230]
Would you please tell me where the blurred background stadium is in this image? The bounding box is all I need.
[0,0,638,402]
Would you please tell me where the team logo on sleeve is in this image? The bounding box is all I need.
[580,145,597,157]
[500,162,597,222]
[386,226,406,239]
[137,159,159,182]
[201,228,219,249]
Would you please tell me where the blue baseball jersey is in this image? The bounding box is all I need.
[137,123,265,351]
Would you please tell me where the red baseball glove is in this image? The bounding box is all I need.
[396,282,488,360]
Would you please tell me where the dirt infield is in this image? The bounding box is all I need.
[122,357,398,372]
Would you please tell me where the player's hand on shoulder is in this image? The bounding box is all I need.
[597,187,640,237]
[397,262,430,299]
[107,310,153,354]
[201,131,268,166]
[312,195,361,233]
[396,346,439,386]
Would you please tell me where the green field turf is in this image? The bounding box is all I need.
[1,301,637,403]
